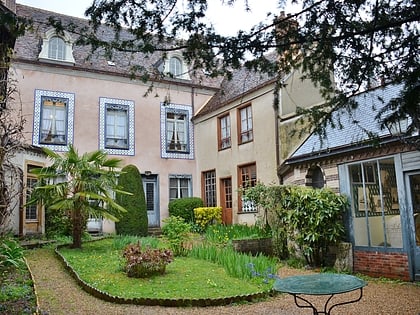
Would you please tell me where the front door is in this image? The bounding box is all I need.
[142,176,159,227]
[407,173,420,281]
[220,177,232,224]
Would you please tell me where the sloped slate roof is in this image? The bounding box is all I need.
[289,84,403,161]
[14,4,221,89]
[194,54,278,118]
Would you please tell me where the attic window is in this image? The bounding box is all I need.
[169,57,182,76]
[48,36,66,60]
[39,29,75,65]
[164,53,190,80]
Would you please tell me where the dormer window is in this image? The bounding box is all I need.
[169,57,182,77]
[39,29,75,65]
[163,53,190,80]
[48,36,66,60]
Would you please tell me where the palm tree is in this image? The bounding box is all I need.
[29,145,128,248]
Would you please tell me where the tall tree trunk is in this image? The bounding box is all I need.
[72,207,82,248]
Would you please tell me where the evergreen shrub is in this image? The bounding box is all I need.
[115,165,148,236]
[168,197,203,222]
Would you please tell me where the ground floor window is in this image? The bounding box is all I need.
[349,157,402,248]
[202,170,216,207]
[169,175,192,201]
[238,163,257,213]
[25,164,42,221]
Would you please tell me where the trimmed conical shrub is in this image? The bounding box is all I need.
[116,164,148,236]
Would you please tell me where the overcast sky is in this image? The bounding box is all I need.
[17,0,295,36]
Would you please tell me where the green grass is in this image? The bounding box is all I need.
[58,238,274,299]
[0,267,37,314]
[205,224,272,244]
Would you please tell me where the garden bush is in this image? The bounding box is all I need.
[168,197,203,222]
[122,242,173,278]
[193,207,222,232]
[243,183,347,267]
[45,208,72,238]
[0,237,24,269]
[161,216,191,256]
[116,165,148,236]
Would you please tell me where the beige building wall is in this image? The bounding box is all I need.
[278,69,328,163]
[195,83,278,225]
[14,62,216,229]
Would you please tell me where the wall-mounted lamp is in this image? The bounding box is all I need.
[144,171,152,176]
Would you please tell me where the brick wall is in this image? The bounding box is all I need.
[354,250,410,281]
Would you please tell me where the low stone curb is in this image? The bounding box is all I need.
[54,244,275,307]
[24,256,42,315]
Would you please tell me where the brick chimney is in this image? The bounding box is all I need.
[1,0,16,13]
[274,11,300,68]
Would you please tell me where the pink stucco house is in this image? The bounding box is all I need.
[11,4,221,235]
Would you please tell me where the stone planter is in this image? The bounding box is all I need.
[232,237,273,256]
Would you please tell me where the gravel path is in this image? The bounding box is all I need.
[25,248,420,315]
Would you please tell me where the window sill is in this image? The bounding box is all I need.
[38,57,75,66]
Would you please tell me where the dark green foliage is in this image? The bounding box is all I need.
[122,243,173,278]
[116,165,148,236]
[46,0,419,147]
[243,183,348,267]
[0,237,24,269]
[168,197,203,222]
[161,216,192,256]
[45,208,72,238]
[29,145,126,249]
[0,266,37,314]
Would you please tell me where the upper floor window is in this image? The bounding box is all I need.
[167,111,188,152]
[39,29,75,65]
[218,114,231,150]
[238,105,253,144]
[40,97,67,145]
[161,103,194,159]
[33,89,74,151]
[99,97,135,156]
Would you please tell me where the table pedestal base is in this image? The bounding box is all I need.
[291,287,364,315]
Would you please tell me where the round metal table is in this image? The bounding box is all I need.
[273,273,366,315]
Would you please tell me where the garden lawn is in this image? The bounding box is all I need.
[57,239,273,300]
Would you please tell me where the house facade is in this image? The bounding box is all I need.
[194,65,325,225]
[280,84,420,281]
[10,4,219,235]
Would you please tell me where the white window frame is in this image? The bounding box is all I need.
[39,29,75,65]
[239,105,253,144]
[160,103,194,159]
[99,97,135,156]
[169,174,192,201]
[219,114,231,150]
[164,53,190,80]
[33,89,74,151]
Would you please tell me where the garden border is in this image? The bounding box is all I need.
[54,244,275,307]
